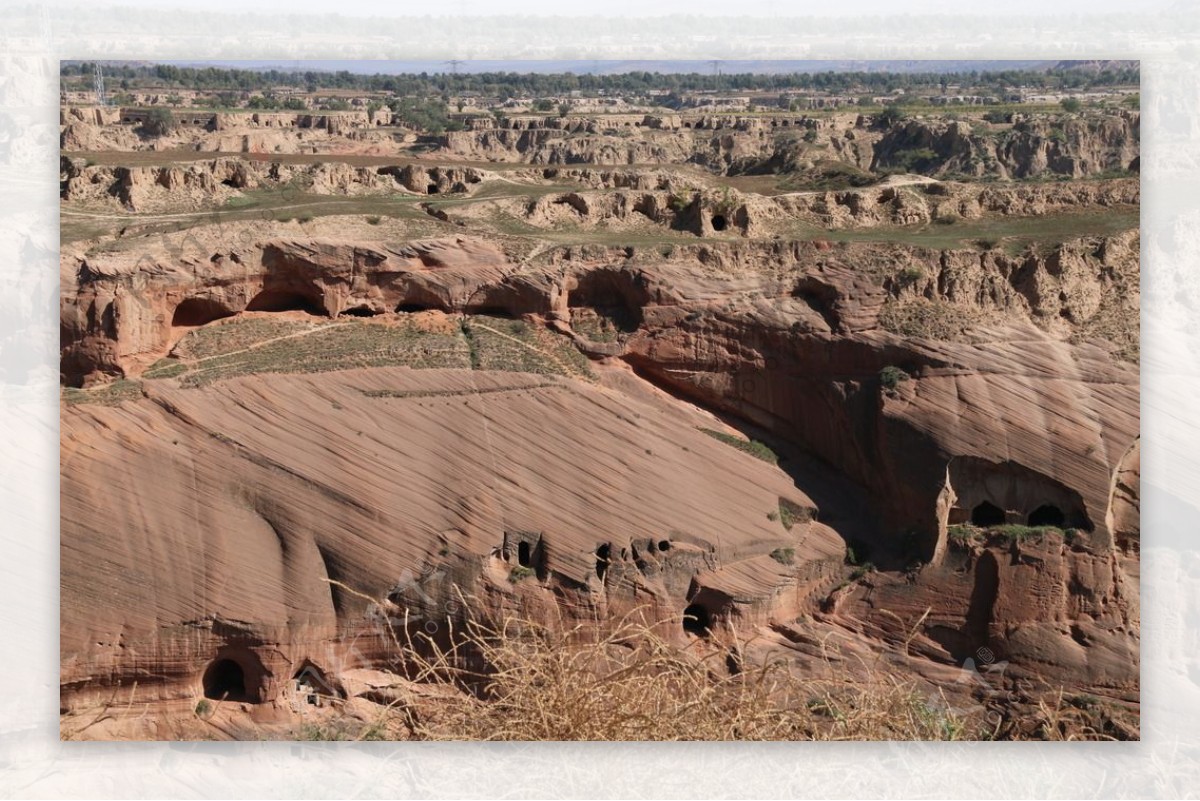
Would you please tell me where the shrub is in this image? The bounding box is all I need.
[875,104,907,129]
[141,107,174,137]
[947,524,977,545]
[378,606,973,740]
[879,365,910,391]
[891,147,939,172]
[769,547,795,566]
[898,265,925,285]
[508,565,535,583]
[194,699,212,717]
[1060,97,1082,113]
[849,562,876,581]
[700,428,779,464]
[802,129,818,143]
[365,215,382,225]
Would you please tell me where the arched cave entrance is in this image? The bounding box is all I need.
[245,289,326,316]
[568,272,645,335]
[172,298,234,328]
[203,658,249,702]
[683,603,712,637]
[595,543,610,580]
[292,662,342,706]
[971,501,1007,527]
[517,541,532,568]
[711,214,728,232]
[339,305,379,318]
[427,184,440,195]
[1027,504,1065,528]
[396,302,439,313]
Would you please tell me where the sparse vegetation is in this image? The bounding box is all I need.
[350,605,977,740]
[699,428,779,465]
[61,379,144,406]
[878,365,910,391]
[769,547,795,566]
[508,565,535,583]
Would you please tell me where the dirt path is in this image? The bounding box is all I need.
[469,320,585,379]
[169,320,352,366]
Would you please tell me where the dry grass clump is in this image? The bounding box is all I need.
[340,603,973,742]
[878,297,993,341]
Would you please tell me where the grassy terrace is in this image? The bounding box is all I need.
[64,313,594,403]
[789,206,1139,255]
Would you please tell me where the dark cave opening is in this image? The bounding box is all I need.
[1027,504,1066,528]
[595,543,610,580]
[683,603,712,637]
[203,658,248,702]
[971,501,1007,527]
[245,289,326,316]
[171,297,234,328]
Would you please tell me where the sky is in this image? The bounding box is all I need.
[36,0,1182,15]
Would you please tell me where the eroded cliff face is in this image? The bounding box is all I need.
[61,366,845,709]
[59,224,1139,721]
[871,112,1140,179]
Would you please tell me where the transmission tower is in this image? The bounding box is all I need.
[445,59,465,75]
[93,63,108,107]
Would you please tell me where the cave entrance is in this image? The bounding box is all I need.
[427,184,440,194]
[971,501,1006,527]
[340,305,379,318]
[711,214,728,232]
[172,298,234,328]
[1027,504,1065,528]
[517,541,532,568]
[203,658,248,702]
[683,603,711,637]
[595,543,610,580]
[568,273,645,335]
[292,663,340,706]
[396,302,438,313]
[245,289,326,316]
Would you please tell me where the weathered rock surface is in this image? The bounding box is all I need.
[61,366,843,708]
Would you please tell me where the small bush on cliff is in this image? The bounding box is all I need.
[769,547,795,566]
[508,565,535,583]
[875,104,907,129]
[879,365,910,391]
[1060,97,1083,113]
[700,428,779,465]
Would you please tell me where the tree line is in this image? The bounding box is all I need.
[61,63,1140,99]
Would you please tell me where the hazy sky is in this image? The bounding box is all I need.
[38,0,1181,15]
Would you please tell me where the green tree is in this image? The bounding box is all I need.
[141,107,174,137]
[1060,97,1082,113]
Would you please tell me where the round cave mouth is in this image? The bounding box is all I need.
[1027,504,1065,528]
[710,214,728,232]
[245,289,327,316]
[971,501,1007,527]
[172,298,234,328]
[683,603,712,637]
[203,658,250,703]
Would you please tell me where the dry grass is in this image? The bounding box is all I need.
[307,588,974,742]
